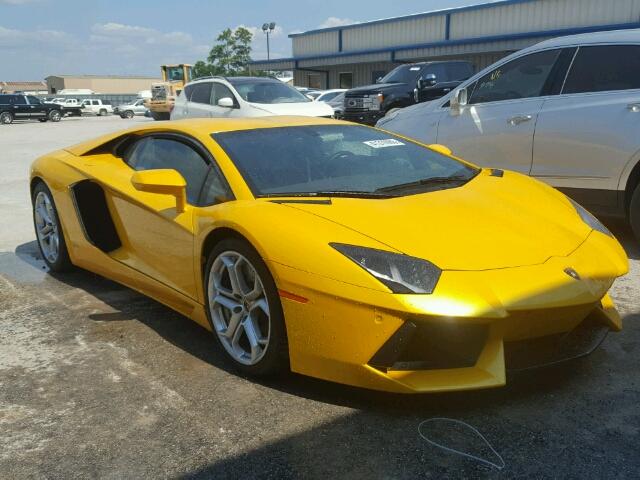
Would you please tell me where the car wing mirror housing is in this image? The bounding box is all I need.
[417,73,437,90]
[131,169,187,213]
[218,97,234,108]
[450,87,468,116]
[428,144,453,156]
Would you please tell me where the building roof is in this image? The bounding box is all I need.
[0,81,47,89]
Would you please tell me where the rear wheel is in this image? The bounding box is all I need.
[0,111,13,125]
[48,110,61,122]
[32,182,72,272]
[204,238,288,376]
[630,183,640,242]
[98,109,107,116]
[123,110,134,119]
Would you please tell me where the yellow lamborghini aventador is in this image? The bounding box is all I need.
[30,116,628,393]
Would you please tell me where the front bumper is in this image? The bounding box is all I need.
[271,231,627,393]
[341,110,385,125]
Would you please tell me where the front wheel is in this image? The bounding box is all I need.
[48,110,61,122]
[32,182,72,272]
[0,111,13,125]
[204,238,289,376]
[630,183,640,242]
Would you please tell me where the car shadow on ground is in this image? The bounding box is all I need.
[11,239,640,478]
[602,217,639,260]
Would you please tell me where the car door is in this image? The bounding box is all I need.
[26,96,47,118]
[436,48,563,173]
[207,82,240,118]
[531,44,640,209]
[10,95,30,120]
[86,135,218,299]
[185,82,213,118]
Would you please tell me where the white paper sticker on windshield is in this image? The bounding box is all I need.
[409,67,421,71]
[363,139,405,148]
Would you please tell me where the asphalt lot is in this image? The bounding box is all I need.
[1,115,639,479]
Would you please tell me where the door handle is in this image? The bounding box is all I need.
[627,103,640,112]
[507,114,533,126]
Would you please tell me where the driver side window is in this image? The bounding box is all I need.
[468,49,560,105]
[125,137,211,205]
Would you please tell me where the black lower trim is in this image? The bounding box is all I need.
[557,187,624,217]
[71,180,121,253]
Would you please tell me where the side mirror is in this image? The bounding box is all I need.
[217,97,234,108]
[449,87,468,115]
[428,144,453,156]
[131,169,187,213]
[418,73,437,90]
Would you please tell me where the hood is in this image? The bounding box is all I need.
[283,171,591,271]
[347,83,408,95]
[249,101,333,117]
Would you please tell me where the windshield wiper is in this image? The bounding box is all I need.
[261,190,395,199]
[375,175,471,194]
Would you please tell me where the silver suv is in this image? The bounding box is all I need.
[378,29,640,240]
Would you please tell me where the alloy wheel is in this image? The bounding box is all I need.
[0,112,12,124]
[208,251,271,365]
[34,191,59,264]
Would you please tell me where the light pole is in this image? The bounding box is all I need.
[262,22,276,60]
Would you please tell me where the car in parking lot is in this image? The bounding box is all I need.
[313,89,347,103]
[172,77,333,120]
[30,116,627,393]
[114,99,149,119]
[378,29,640,241]
[0,94,63,124]
[342,61,474,125]
[81,99,113,116]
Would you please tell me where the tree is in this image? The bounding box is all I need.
[194,27,254,78]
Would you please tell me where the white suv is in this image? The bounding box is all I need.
[171,76,333,120]
[80,99,113,116]
[378,29,640,240]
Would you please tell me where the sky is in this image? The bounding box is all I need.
[0,0,494,81]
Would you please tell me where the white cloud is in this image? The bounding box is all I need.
[0,23,209,80]
[0,25,74,49]
[318,17,359,28]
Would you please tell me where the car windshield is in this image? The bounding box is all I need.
[380,65,423,84]
[213,125,478,197]
[317,91,342,102]
[228,78,310,104]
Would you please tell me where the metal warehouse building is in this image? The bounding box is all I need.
[45,75,161,94]
[251,0,640,89]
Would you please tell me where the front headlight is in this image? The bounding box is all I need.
[568,198,613,237]
[330,243,441,294]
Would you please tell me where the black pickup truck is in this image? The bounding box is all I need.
[0,94,64,125]
[342,60,474,125]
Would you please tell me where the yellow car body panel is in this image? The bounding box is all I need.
[30,117,629,393]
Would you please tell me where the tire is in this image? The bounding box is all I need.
[630,183,640,242]
[32,182,72,272]
[123,110,134,119]
[48,110,61,122]
[0,111,13,125]
[98,109,107,116]
[204,237,289,376]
